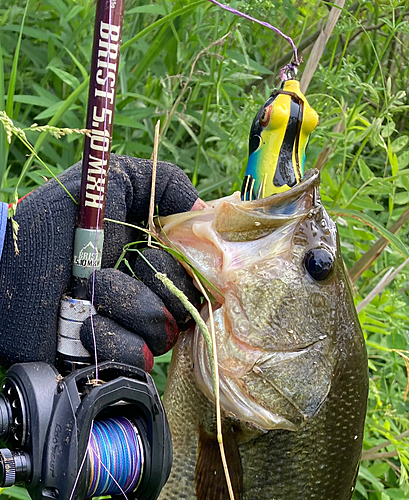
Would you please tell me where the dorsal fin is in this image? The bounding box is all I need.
[195,425,243,500]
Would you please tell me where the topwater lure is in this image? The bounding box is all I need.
[241,79,319,200]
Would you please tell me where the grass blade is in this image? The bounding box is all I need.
[330,208,409,260]
[121,0,205,51]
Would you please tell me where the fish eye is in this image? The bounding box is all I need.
[304,248,334,281]
[259,105,272,127]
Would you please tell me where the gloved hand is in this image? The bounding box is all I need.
[0,155,202,372]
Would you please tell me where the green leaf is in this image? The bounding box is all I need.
[154,351,173,364]
[114,114,149,132]
[127,4,167,15]
[369,462,391,478]
[358,158,374,181]
[384,489,409,499]
[0,486,31,499]
[47,66,80,89]
[226,49,273,74]
[400,174,409,192]
[32,84,60,106]
[354,479,369,499]
[9,95,54,107]
[367,341,393,352]
[63,47,88,81]
[34,101,79,121]
[394,192,409,205]
[64,4,83,23]
[382,121,396,138]
[359,466,385,491]
[46,0,69,16]
[391,135,409,153]
[398,151,409,169]
[350,197,384,211]
[0,25,58,42]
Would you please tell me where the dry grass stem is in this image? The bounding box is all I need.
[148,120,160,247]
[361,429,409,461]
[356,257,409,313]
[300,0,346,93]
[362,450,399,461]
[193,275,236,500]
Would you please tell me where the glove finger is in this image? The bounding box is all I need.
[80,315,154,372]
[87,268,180,356]
[131,248,201,326]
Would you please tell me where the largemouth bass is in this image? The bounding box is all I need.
[157,169,368,500]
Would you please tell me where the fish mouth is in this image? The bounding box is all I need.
[191,170,327,431]
[156,169,321,242]
[210,168,321,245]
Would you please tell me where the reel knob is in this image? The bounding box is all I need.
[0,448,16,486]
[0,448,31,487]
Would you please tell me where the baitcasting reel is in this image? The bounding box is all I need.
[0,361,172,499]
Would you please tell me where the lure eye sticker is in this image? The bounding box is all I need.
[259,105,272,127]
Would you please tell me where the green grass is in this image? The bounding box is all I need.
[1,0,409,498]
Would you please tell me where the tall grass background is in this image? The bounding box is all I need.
[0,0,409,498]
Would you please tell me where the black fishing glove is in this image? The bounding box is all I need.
[0,155,201,372]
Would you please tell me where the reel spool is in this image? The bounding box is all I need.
[87,417,144,497]
[0,361,172,500]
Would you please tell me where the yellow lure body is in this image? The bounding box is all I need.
[241,80,319,200]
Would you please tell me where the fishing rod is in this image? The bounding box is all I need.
[57,0,125,373]
[0,2,172,498]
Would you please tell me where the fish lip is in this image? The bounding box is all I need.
[240,168,320,209]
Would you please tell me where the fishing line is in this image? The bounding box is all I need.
[69,421,94,500]
[206,0,299,79]
[86,417,144,498]
[89,445,129,500]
